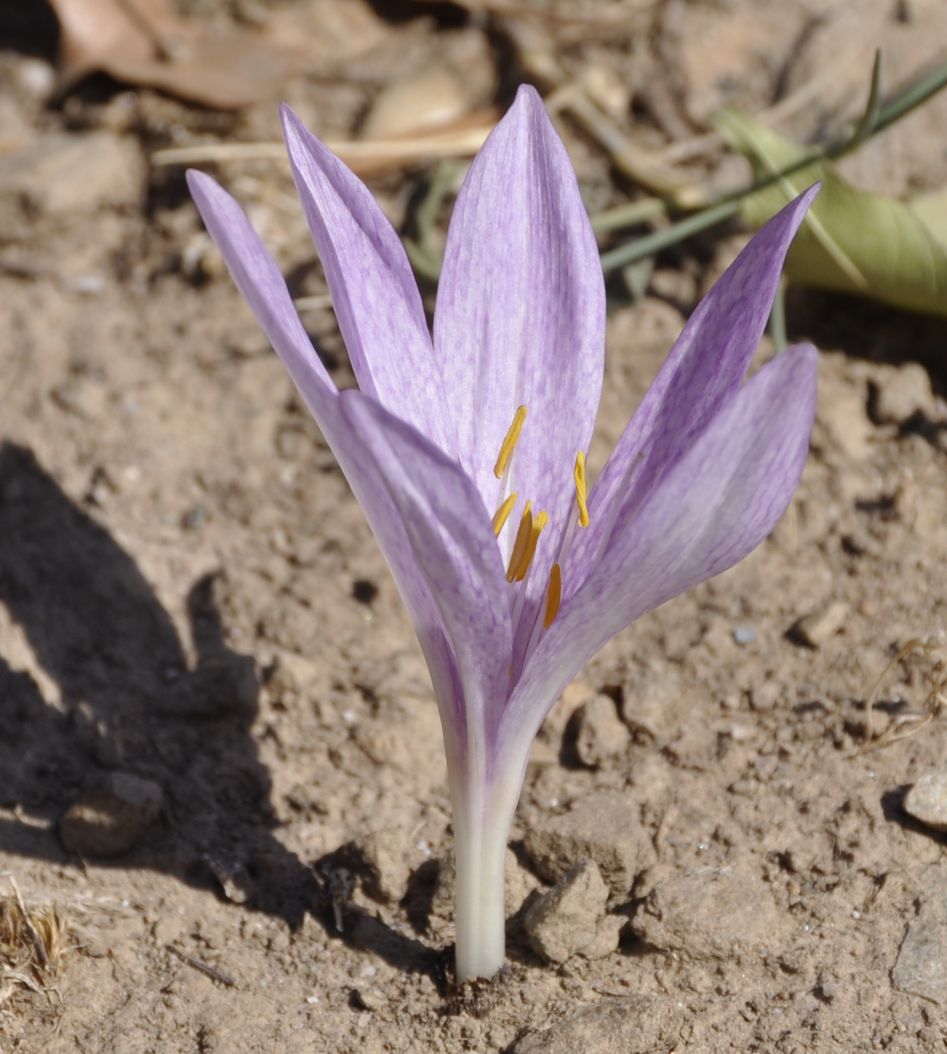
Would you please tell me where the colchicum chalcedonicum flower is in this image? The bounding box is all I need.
[188,85,818,983]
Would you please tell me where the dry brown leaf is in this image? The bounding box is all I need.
[46,0,293,109]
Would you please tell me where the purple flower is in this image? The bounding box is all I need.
[187,85,818,982]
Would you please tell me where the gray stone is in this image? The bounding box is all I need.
[59,773,163,858]
[510,995,681,1054]
[631,860,786,961]
[893,900,947,1004]
[523,860,621,964]
[733,625,757,646]
[573,694,630,768]
[523,791,653,906]
[904,766,947,832]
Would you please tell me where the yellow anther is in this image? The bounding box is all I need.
[573,451,590,528]
[494,405,527,479]
[505,502,533,582]
[543,563,562,629]
[492,492,518,536]
[511,509,548,583]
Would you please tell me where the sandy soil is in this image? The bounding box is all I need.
[4,1,947,1051]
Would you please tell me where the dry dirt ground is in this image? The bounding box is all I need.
[3,1,947,1051]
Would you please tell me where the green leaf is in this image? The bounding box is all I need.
[908,187,947,250]
[715,108,947,317]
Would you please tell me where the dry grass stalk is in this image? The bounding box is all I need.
[0,879,68,1008]
[857,637,947,754]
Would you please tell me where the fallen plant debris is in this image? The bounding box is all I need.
[46,0,293,108]
[151,111,498,178]
[0,879,68,1009]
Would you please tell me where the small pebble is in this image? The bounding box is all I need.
[14,58,55,99]
[523,860,620,964]
[573,694,630,768]
[733,625,757,646]
[523,790,654,905]
[206,854,251,904]
[904,764,947,831]
[353,986,386,1011]
[749,682,780,712]
[789,601,848,648]
[356,826,412,904]
[59,772,163,858]
[871,363,933,425]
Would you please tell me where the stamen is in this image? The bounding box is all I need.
[512,510,549,582]
[492,492,518,536]
[494,405,527,479]
[573,451,590,527]
[543,564,562,628]
[505,502,533,582]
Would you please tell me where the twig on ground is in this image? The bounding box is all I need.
[166,945,237,987]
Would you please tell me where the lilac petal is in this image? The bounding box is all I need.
[500,344,818,750]
[341,392,513,756]
[187,170,465,738]
[187,169,337,401]
[280,106,457,458]
[434,84,605,574]
[571,186,819,586]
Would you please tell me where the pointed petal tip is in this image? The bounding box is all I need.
[765,180,821,242]
[279,104,328,167]
[185,168,227,210]
[513,83,543,108]
[279,101,303,136]
[185,168,225,215]
[509,84,553,130]
[279,102,307,150]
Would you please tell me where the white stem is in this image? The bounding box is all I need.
[449,767,524,983]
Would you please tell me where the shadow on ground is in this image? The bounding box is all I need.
[0,441,437,977]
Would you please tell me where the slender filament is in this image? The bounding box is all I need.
[491,492,518,536]
[573,451,590,527]
[493,405,527,479]
[543,563,562,628]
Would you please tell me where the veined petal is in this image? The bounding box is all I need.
[187,169,337,400]
[341,391,513,762]
[571,186,819,586]
[280,106,457,459]
[500,344,818,752]
[188,170,462,743]
[434,84,605,562]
